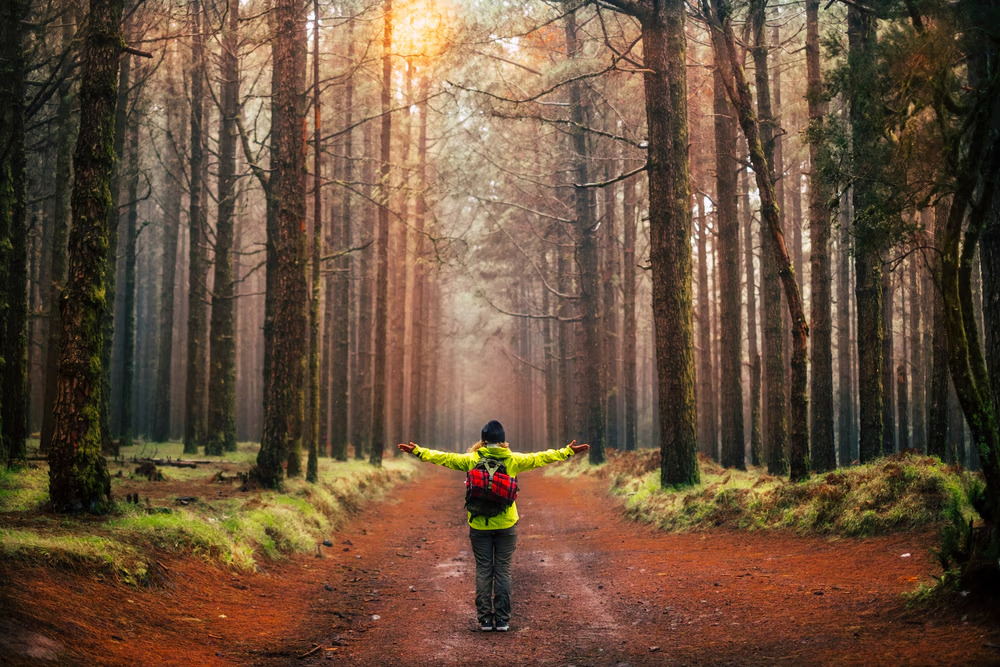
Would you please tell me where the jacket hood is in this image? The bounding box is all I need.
[478,444,512,458]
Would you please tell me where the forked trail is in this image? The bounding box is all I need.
[273,464,999,666]
[2,462,997,666]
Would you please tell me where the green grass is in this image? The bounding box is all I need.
[0,465,49,512]
[559,449,980,538]
[0,528,149,584]
[1,444,416,584]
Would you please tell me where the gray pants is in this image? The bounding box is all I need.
[469,524,518,624]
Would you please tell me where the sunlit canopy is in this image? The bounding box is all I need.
[394,0,453,61]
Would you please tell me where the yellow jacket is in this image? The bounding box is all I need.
[412,443,577,530]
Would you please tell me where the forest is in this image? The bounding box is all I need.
[1,0,999,662]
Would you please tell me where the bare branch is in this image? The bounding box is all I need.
[575,161,648,189]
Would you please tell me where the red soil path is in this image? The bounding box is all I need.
[2,463,998,666]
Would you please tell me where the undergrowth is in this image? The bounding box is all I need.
[553,449,980,538]
[0,446,414,585]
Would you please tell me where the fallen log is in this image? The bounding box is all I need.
[135,457,202,469]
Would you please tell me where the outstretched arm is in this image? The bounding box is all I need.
[397,442,476,472]
[512,440,590,472]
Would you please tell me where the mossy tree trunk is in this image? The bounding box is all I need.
[255,0,308,487]
[205,0,239,456]
[601,0,699,486]
[0,0,29,467]
[47,0,124,511]
[939,17,1000,566]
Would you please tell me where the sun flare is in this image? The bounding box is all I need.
[393,0,452,61]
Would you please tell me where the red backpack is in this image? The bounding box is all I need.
[465,453,518,521]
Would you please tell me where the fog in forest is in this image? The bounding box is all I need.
[4,0,998,490]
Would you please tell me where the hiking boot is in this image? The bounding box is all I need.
[479,619,494,632]
[494,619,510,632]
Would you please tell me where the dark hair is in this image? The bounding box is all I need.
[481,420,506,444]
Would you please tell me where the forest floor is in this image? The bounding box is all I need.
[2,462,999,666]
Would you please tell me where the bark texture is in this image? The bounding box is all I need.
[642,2,699,486]
[47,0,123,510]
[205,0,240,455]
[256,0,308,487]
[806,0,835,472]
[184,0,208,454]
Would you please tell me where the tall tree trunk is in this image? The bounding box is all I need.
[848,4,884,464]
[748,0,788,476]
[184,0,208,455]
[696,202,716,460]
[305,0,322,483]
[708,0,809,480]
[565,10,605,464]
[881,267,896,453]
[938,38,1000,550]
[330,29,354,462]
[0,0,28,466]
[408,74,429,447]
[152,48,186,443]
[47,0,123,510]
[99,48,129,455]
[206,0,239,455]
[743,151,762,466]
[40,14,79,452]
[117,101,138,449]
[837,194,855,464]
[909,248,925,451]
[603,151,620,451]
[806,0,835,472]
[255,0,307,486]
[369,0,392,468]
[352,121,375,460]
[558,232,572,444]
[388,60,411,450]
[622,174,638,451]
[927,203,949,459]
[640,1,699,486]
[714,64,744,469]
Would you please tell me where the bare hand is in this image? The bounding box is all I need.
[568,440,590,454]
[397,442,417,454]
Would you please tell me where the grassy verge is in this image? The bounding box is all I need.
[552,449,980,538]
[0,443,414,584]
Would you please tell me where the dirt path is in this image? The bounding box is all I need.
[2,463,998,666]
[268,465,999,666]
